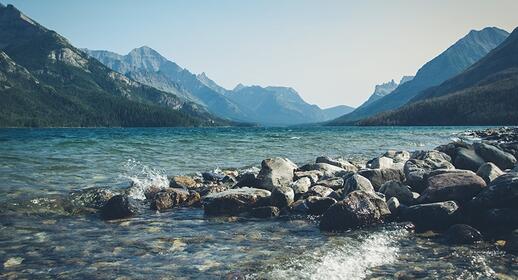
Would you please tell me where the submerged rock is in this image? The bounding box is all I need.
[151,188,200,211]
[418,170,486,204]
[476,162,504,184]
[256,157,297,191]
[474,142,517,170]
[401,201,459,231]
[68,187,114,211]
[342,174,375,195]
[444,224,483,245]
[203,187,271,216]
[101,195,140,220]
[319,191,390,231]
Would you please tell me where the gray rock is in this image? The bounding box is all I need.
[359,168,405,191]
[203,187,271,216]
[367,156,394,169]
[435,141,471,160]
[476,162,504,184]
[470,173,518,210]
[444,224,483,245]
[304,185,333,198]
[411,150,451,162]
[234,172,258,188]
[474,142,517,170]
[68,187,114,211]
[320,190,390,231]
[316,156,358,172]
[316,177,345,190]
[454,147,485,172]
[256,157,297,191]
[289,177,311,195]
[404,158,454,193]
[151,188,200,211]
[169,175,198,189]
[306,196,337,215]
[379,181,414,205]
[298,163,351,178]
[271,185,295,208]
[384,150,411,163]
[343,174,375,195]
[101,195,140,220]
[248,206,280,218]
[418,170,486,204]
[387,197,400,215]
[290,199,310,214]
[401,201,459,230]
[293,170,322,184]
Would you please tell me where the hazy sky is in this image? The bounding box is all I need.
[6,0,518,108]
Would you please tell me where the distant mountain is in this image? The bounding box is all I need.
[328,27,509,125]
[197,72,228,95]
[0,4,225,127]
[361,27,518,126]
[358,79,399,109]
[85,47,248,121]
[322,105,355,120]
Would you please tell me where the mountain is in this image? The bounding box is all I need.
[361,27,518,126]
[328,27,509,125]
[0,4,227,127]
[322,105,355,120]
[85,47,248,121]
[358,79,399,109]
[197,72,228,95]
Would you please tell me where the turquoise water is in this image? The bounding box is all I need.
[0,127,516,279]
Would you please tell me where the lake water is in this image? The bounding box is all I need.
[0,126,516,279]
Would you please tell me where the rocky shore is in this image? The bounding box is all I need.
[69,127,518,255]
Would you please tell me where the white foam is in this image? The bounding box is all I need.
[120,159,169,200]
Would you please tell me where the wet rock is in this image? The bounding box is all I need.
[256,157,297,190]
[290,177,311,195]
[304,185,333,198]
[476,162,504,184]
[68,187,114,210]
[316,156,358,172]
[290,199,310,214]
[474,142,517,170]
[418,170,486,204]
[454,147,485,172]
[504,229,518,254]
[343,174,375,195]
[404,158,454,193]
[359,168,404,191]
[367,156,394,169]
[293,170,322,184]
[474,208,518,232]
[151,188,200,211]
[387,197,400,215]
[298,163,350,178]
[444,224,483,244]
[203,187,271,216]
[248,206,280,218]
[401,201,459,230]
[170,175,197,189]
[316,177,345,190]
[197,183,229,197]
[234,172,258,188]
[270,185,295,208]
[202,172,225,182]
[306,196,337,215]
[320,190,390,231]
[470,173,518,210]
[101,195,140,220]
[435,141,471,161]
[379,180,414,205]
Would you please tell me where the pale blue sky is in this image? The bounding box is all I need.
[5,0,518,107]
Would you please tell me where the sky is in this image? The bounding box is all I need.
[5,0,518,108]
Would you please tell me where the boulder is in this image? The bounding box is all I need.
[379,181,414,205]
[290,199,310,214]
[435,141,471,161]
[444,224,483,245]
[234,172,259,188]
[387,197,400,215]
[101,195,140,220]
[197,183,229,197]
[504,229,518,254]
[170,175,198,189]
[473,208,518,232]
[290,177,311,195]
[304,185,333,198]
[316,177,345,190]
[202,172,225,182]
[418,170,486,204]
[404,158,454,193]
[293,170,322,184]
[271,185,295,208]
[411,150,451,162]
[476,162,504,184]
[367,156,394,169]
[454,147,485,172]
[470,173,518,210]
[343,174,375,195]
[474,142,517,170]
[151,188,200,211]
[384,150,411,163]
[401,201,459,230]
[298,163,351,178]
[359,168,404,191]
[316,156,358,172]
[319,191,390,231]
[68,187,115,211]
[256,157,297,191]
[248,206,280,218]
[203,187,271,216]
[306,196,337,215]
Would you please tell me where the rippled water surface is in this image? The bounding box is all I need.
[0,126,516,279]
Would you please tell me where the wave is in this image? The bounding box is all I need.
[120,159,169,200]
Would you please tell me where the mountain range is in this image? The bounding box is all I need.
[329,27,510,125]
[360,26,518,125]
[85,47,354,126]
